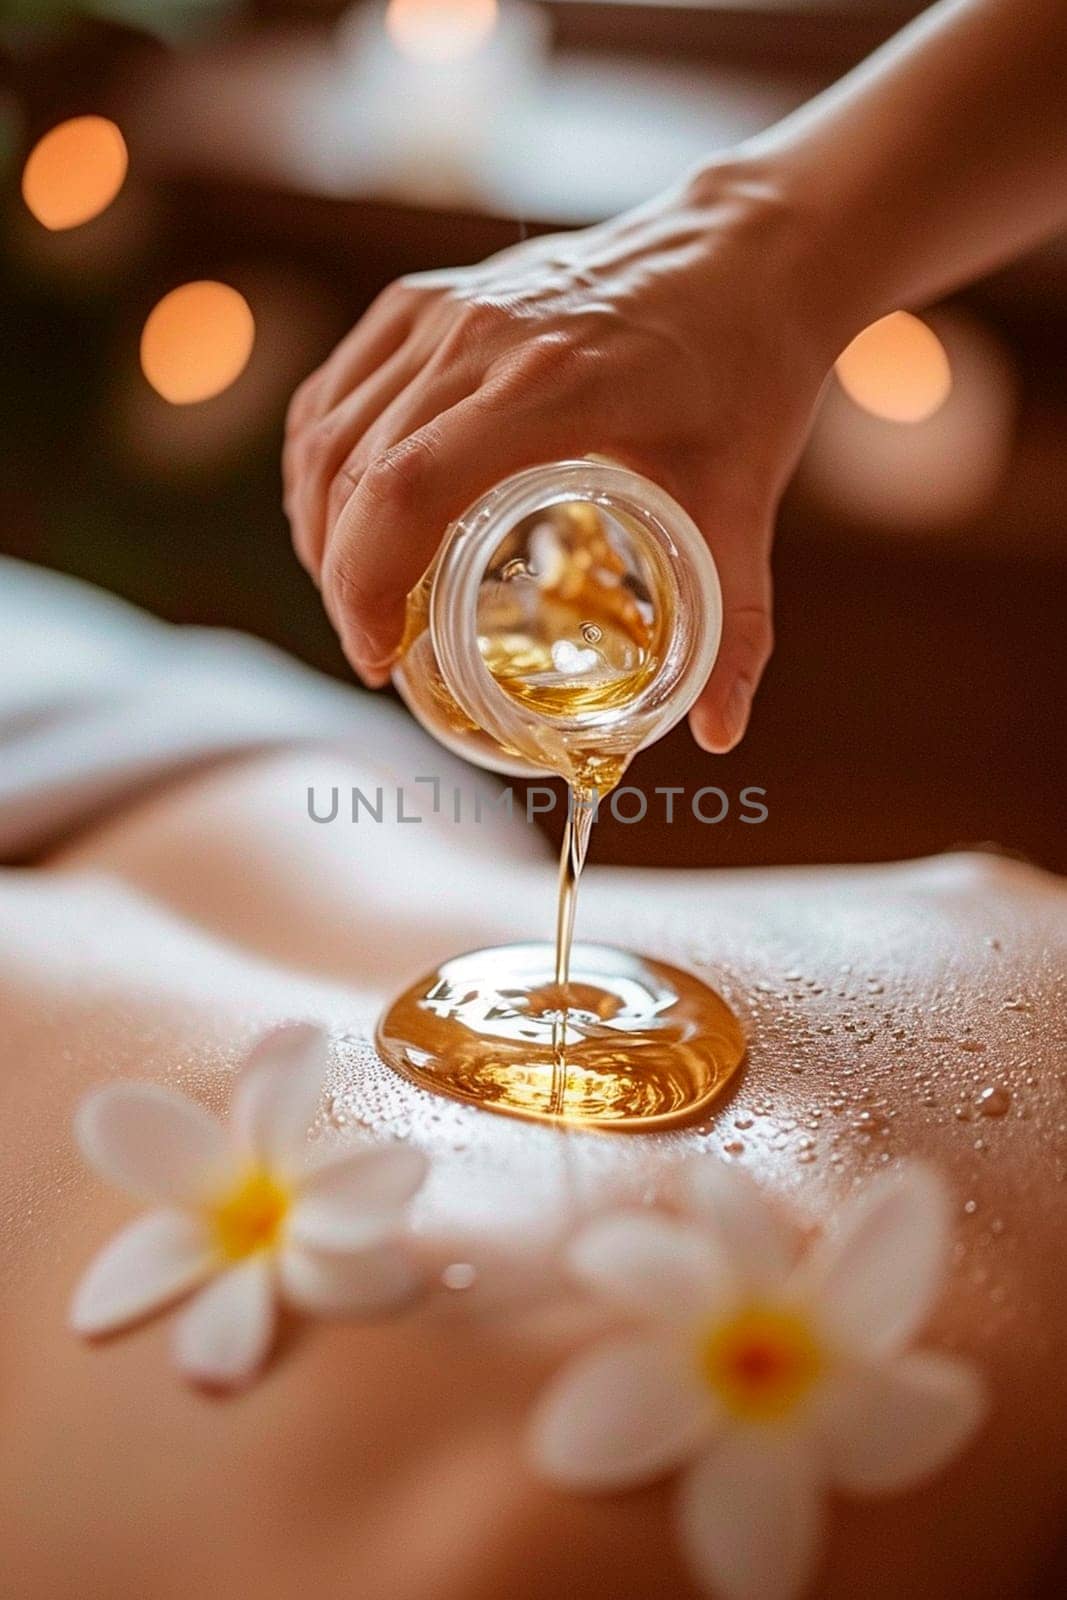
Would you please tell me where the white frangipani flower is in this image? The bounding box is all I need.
[71,1024,427,1388]
[529,1162,986,1600]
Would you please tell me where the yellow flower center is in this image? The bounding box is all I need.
[699,1305,823,1422]
[210,1168,291,1261]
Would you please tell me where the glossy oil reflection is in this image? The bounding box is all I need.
[375,942,746,1130]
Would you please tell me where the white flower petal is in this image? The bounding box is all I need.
[797,1164,951,1357]
[173,1257,275,1388]
[299,1143,428,1210]
[678,1429,824,1600]
[814,1351,988,1495]
[680,1160,797,1296]
[232,1023,328,1172]
[529,1333,713,1491]
[287,1199,395,1255]
[568,1212,737,1326]
[279,1240,420,1317]
[70,1210,216,1336]
[75,1084,229,1204]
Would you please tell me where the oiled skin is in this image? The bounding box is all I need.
[1,746,1064,1600]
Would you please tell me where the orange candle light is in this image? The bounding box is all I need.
[22,116,128,231]
[140,281,255,405]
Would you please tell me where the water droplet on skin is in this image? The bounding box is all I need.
[723,1139,745,1156]
[977,1084,1012,1118]
[954,1104,973,1122]
[733,1115,754,1130]
[959,1038,985,1053]
[964,1199,979,1216]
[986,937,1002,951]
[442,1263,477,1291]
[1002,997,1030,1013]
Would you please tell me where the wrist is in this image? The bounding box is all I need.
[676,153,884,362]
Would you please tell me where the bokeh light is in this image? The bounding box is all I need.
[806,308,1015,531]
[21,116,128,231]
[386,0,499,64]
[835,310,953,424]
[140,281,255,405]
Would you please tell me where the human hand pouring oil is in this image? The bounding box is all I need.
[375,460,745,1129]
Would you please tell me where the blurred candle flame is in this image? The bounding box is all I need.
[835,310,953,424]
[808,307,1015,531]
[140,281,255,405]
[385,0,499,64]
[22,116,128,231]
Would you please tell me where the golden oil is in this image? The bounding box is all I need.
[377,462,745,1130]
[395,496,671,791]
[377,943,745,1132]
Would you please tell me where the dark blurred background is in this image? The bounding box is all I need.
[2,0,1064,870]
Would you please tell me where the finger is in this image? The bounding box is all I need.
[307,282,420,422]
[282,287,420,532]
[321,376,597,680]
[689,592,774,754]
[320,361,481,561]
[668,470,776,755]
[287,342,424,579]
[284,369,321,438]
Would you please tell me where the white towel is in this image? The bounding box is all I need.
[0,558,535,861]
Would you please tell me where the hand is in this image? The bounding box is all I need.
[283,162,852,751]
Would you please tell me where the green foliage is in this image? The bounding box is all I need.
[1,0,236,45]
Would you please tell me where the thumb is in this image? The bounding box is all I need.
[689,584,774,755]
